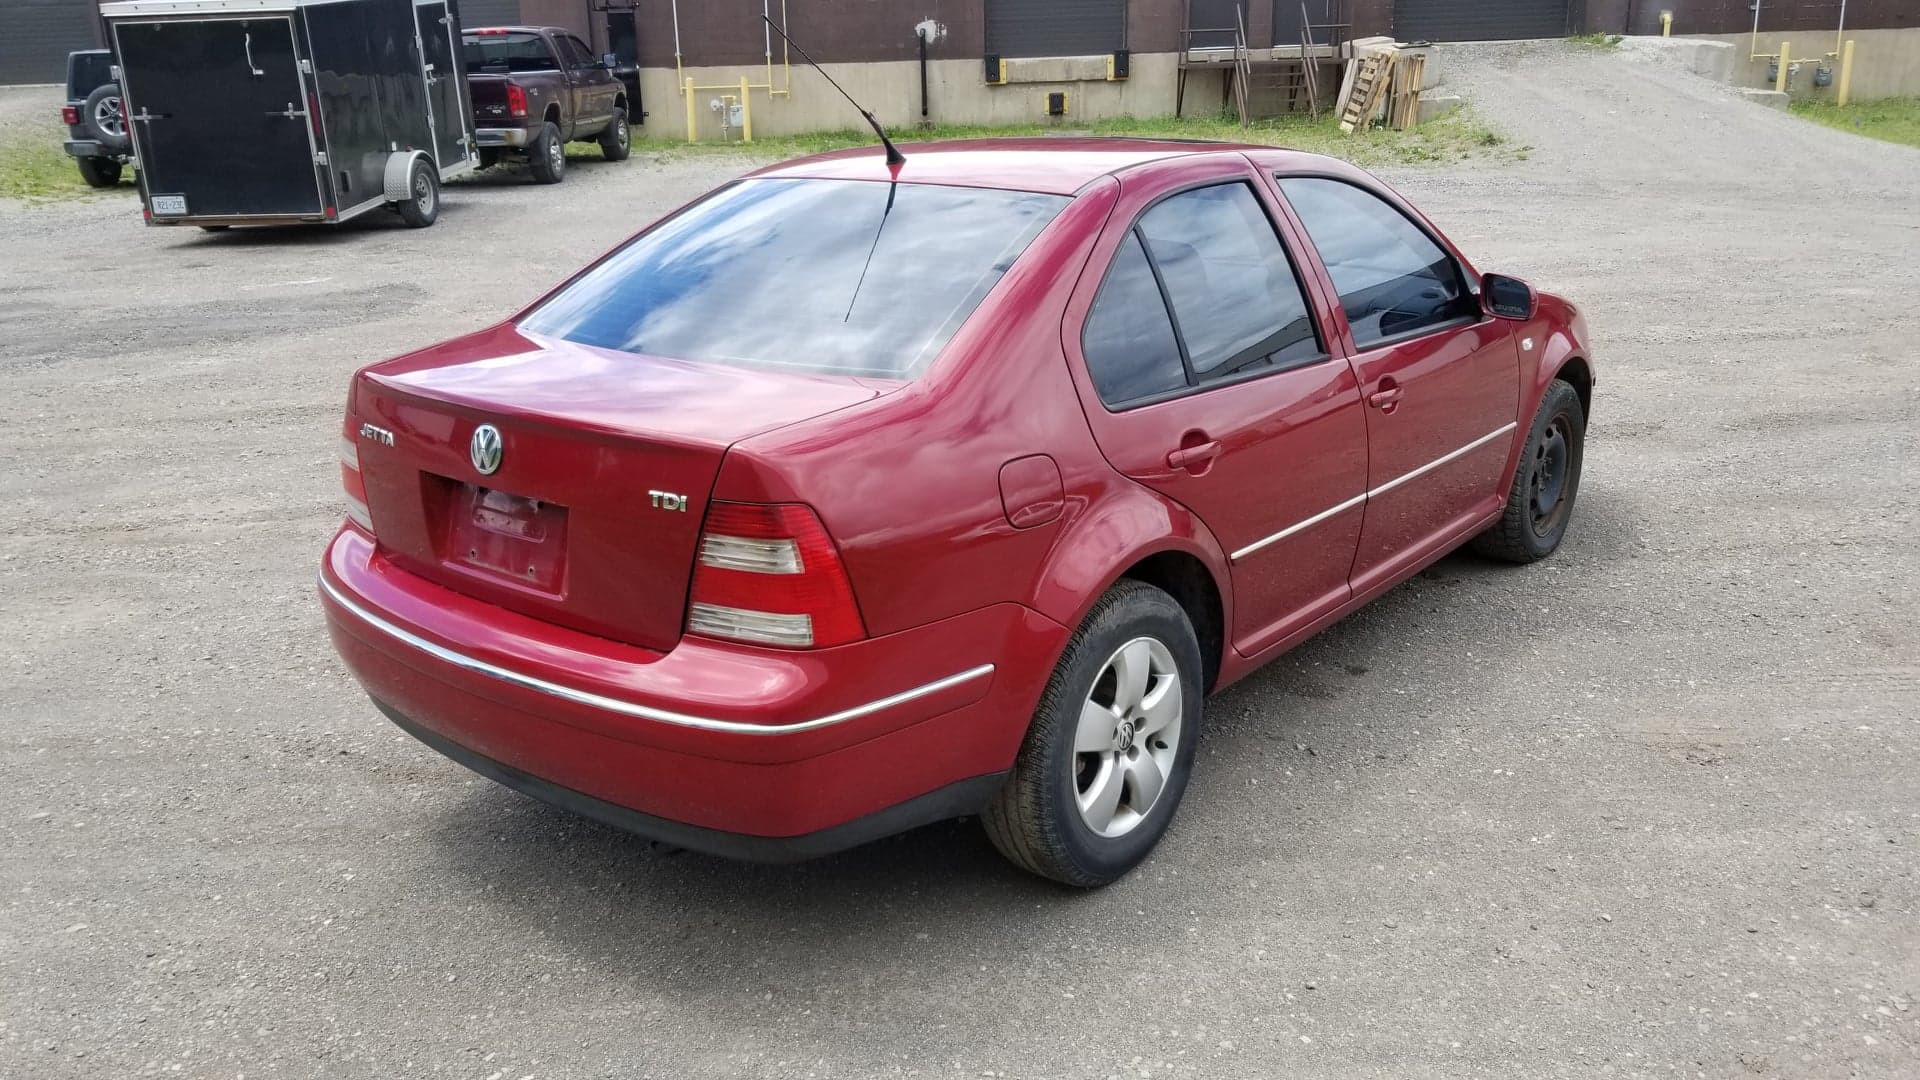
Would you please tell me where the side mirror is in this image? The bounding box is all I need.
[601,52,619,70]
[1481,272,1536,321]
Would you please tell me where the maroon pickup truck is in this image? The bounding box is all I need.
[463,26,630,184]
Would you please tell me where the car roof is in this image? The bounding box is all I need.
[748,137,1341,196]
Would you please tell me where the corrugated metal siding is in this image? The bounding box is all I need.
[455,0,523,30]
[986,0,1126,58]
[1393,0,1570,41]
[0,0,101,85]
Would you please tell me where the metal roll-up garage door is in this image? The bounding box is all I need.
[454,0,523,30]
[986,0,1125,59]
[1392,0,1570,42]
[0,0,102,85]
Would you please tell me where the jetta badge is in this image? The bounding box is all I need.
[469,424,503,476]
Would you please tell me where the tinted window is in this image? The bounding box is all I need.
[1136,183,1321,378]
[462,32,559,72]
[1082,233,1186,406]
[521,179,1066,378]
[561,35,595,68]
[1279,177,1472,346]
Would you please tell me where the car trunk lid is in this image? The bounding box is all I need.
[352,324,879,652]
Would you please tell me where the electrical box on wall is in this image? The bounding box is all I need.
[1108,49,1129,80]
[984,54,1006,84]
[1046,91,1067,116]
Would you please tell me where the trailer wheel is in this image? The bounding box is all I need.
[529,122,566,184]
[394,158,439,228]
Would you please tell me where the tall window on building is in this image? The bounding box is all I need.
[985,0,1126,58]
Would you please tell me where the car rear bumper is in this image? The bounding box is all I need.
[319,527,1066,854]
[474,127,530,148]
[63,139,107,158]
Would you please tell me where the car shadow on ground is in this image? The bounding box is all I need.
[405,482,1630,991]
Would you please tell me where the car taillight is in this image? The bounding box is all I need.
[505,84,528,119]
[340,420,374,534]
[687,502,865,649]
[61,105,79,125]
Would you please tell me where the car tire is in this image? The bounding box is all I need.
[1471,378,1586,563]
[81,83,130,153]
[529,121,565,184]
[393,157,439,228]
[982,580,1204,887]
[76,156,122,188]
[599,108,631,161]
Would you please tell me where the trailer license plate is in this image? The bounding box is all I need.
[150,194,188,215]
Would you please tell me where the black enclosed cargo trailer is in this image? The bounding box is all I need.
[99,0,478,229]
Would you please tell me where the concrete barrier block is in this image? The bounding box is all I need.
[1418,91,1463,123]
[1739,88,1790,110]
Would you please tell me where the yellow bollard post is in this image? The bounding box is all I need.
[1838,39,1855,106]
[1660,11,1672,37]
[740,76,753,143]
[684,76,697,143]
[1775,42,1790,92]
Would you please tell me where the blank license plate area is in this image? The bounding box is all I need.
[444,483,569,592]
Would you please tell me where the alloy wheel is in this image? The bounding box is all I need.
[94,96,124,138]
[1072,637,1182,838]
[548,140,564,173]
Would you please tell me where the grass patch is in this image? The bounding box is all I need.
[0,133,102,201]
[634,107,1523,169]
[0,108,130,202]
[1790,97,1920,149]
[1568,32,1624,48]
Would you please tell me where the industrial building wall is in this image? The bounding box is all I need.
[0,0,103,84]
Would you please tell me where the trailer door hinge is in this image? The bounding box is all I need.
[299,59,313,73]
[313,151,329,165]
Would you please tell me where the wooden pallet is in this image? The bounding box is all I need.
[1388,52,1425,130]
[1338,51,1388,133]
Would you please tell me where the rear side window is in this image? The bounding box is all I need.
[462,32,559,72]
[521,178,1066,378]
[1136,183,1321,378]
[559,35,595,69]
[1082,233,1186,405]
[1279,177,1473,347]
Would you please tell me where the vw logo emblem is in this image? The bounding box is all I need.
[469,424,503,475]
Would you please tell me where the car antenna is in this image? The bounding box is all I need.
[761,13,905,167]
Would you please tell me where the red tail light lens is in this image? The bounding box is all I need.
[61,106,80,125]
[506,84,528,119]
[340,419,374,534]
[687,502,865,649]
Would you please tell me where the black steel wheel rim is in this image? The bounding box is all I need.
[1528,415,1572,535]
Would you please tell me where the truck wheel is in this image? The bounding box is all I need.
[76,156,122,188]
[599,108,631,162]
[982,580,1205,887]
[394,157,440,228]
[82,84,130,153]
[529,122,566,184]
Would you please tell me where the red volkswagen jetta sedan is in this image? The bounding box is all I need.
[321,138,1592,885]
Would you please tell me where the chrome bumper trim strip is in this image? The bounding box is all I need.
[319,576,994,736]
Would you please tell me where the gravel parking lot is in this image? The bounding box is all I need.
[2,40,1916,1079]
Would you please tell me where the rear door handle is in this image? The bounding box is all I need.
[1367,384,1404,411]
[1166,441,1221,471]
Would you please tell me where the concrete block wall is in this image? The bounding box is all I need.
[1693,27,1920,100]
[635,53,1230,140]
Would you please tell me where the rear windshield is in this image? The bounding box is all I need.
[462,32,557,72]
[519,178,1068,378]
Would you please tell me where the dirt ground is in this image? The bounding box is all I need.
[1,41,1915,1080]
